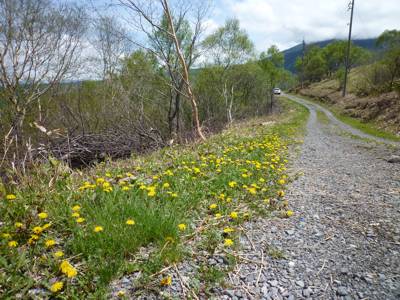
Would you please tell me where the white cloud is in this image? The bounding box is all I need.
[210,0,400,52]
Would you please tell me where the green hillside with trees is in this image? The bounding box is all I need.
[294,30,400,136]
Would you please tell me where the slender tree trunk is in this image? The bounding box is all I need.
[162,0,206,141]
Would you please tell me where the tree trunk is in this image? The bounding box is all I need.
[162,0,206,141]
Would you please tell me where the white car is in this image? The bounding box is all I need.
[273,88,281,95]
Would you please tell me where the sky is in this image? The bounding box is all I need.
[206,0,400,52]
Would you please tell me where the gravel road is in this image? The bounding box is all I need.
[215,95,400,299]
[111,95,400,299]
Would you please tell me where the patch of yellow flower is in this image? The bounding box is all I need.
[147,186,156,197]
[224,239,234,247]
[94,226,104,233]
[6,194,16,200]
[8,240,18,247]
[54,251,64,258]
[50,281,63,293]
[178,223,186,231]
[126,219,135,225]
[60,260,77,278]
[230,212,238,219]
[228,181,237,188]
[38,212,48,219]
[160,275,172,286]
[14,222,23,228]
[209,203,217,210]
[45,239,56,248]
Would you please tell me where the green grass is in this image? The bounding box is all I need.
[316,110,330,125]
[0,98,309,298]
[292,93,400,142]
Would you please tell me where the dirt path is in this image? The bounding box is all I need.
[218,95,400,299]
[285,93,400,146]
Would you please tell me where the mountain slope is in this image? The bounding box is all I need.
[283,38,379,73]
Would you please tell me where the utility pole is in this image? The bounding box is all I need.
[301,38,305,89]
[342,0,355,97]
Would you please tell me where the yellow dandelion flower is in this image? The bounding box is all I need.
[6,194,16,200]
[228,181,237,188]
[286,210,294,217]
[71,212,80,218]
[223,227,235,233]
[60,260,77,278]
[226,197,232,203]
[42,223,51,230]
[224,239,234,247]
[31,234,40,240]
[209,203,217,210]
[277,190,285,197]
[96,177,105,185]
[14,222,23,228]
[2,233,11,239]
[160,275,172,286]
[76,217,85,223]
[147,186,156,197]
[50,281,63,293]
[72,205,81,211]
[33,226,43,234]
[241,173,248,178]
[94,226,103,233]
[122,186,131,191]
[8,240,18,247]
[193,167,201,174]
[38,212,48,219]
[278,179,285,185]
[215,213,222,219]
[126,219,135,225]
[103,187,113,193]
[54,251,64,258]
[162,182,170,188]
[230,212,238,219]
[117,290,126,297]
[247,187,257,195]
[45,239,56,248]
[177,223,186,231]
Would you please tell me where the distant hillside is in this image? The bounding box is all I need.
[283,38,379,73]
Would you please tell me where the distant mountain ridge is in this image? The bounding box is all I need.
[282,38,379,73]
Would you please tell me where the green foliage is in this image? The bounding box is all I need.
[296,41,371,85]
[203,18,254,67]
[323,41,371,77]
[376,29,400,88]
[259,45,286,90]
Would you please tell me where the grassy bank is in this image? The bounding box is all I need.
[292,93,400,142]
[0,98,308,298]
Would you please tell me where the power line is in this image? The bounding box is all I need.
[342,0,355,97]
